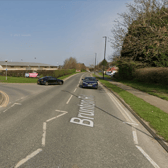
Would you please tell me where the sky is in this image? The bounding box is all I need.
[0,0,132,66]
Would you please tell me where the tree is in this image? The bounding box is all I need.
[98,59,109,71]
[63,57,77,69]
[110,0,168,67]
[76,63,86,71]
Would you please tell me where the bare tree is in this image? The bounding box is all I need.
[63,57,77,69]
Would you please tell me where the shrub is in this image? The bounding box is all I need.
[135,67,168,85]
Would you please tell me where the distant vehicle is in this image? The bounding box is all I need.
[25,73,29,78]
[25,72,38,78]
[110,71,117,76]
[106,72,112,76]
[37,76,63,85]
[106,71,117,76]
[82,77,98,89]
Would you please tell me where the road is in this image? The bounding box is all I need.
[0,72,168,168]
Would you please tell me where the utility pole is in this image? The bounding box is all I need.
[94,53,97,74]
[5,60,8,80]
[103,36,107,79]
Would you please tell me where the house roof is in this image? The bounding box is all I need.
[0,61,57,67]
[107,67,117,71]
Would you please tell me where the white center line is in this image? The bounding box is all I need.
[132,129,138,145]
[42,122,47,147]
[14,148,42,168]
[66,95,73,104]
[73,88,77,92]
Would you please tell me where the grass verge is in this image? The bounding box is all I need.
[98,72,112,79]
[0,72,80,83]
[94,75,168,142]
[98,72,168,101]
[114,79,168,101]
[0,76,38,83]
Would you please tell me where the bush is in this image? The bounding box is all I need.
[135,67,168,85]
[0,69,76,78]
[115,58,136,80]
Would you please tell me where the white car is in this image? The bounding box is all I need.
[110,71,117,76]
[106,72,112,76]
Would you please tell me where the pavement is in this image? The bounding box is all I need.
[96,73,168,114]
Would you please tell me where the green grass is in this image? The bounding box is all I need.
[0,76,38,83]
[98,72,112,79]
[94,75,168,142]
[0,72,80,83]
[114,79,168,101]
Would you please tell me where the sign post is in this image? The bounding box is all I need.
[5,60,8,80]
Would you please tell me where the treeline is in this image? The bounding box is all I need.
[63,57,86,71]
[0,69,76,78]
[110,0,168,84]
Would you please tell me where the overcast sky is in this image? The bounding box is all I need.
[0,0,132,66]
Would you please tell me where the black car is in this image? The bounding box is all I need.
[82,77,98,89]
[37,76,63,85]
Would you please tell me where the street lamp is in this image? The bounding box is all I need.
[5,60,8,80]
[94,53,97,74]
[103,36,107,80]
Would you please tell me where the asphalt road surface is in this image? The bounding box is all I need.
[0,72,168,168]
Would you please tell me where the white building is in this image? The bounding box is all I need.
[0,61,58,71]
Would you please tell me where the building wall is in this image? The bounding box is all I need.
[0,65,58,71]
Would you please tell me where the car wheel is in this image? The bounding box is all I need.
[59,81,63,85]
[45,82,48,86]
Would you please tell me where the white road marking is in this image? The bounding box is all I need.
[14,110,68,167]
[97,76,160,168]
[55,110,67,113]
[42,122,47,147]
[3,103,22,112]
[107,92,130,121]
[14,103,22,105]
[73,87,77,92]
[66,95,73,104]
[123,122,138,126]
[43,110,68,146]
[100,83,135,123]
[109,92,134,122]
[70,95,95,127]
[46,116,57,122]
[14,148,42,168]
[132,129,138,145]
[136,146,160,168]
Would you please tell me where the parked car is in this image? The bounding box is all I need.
[37,76,63,85]
[82,77,98,89]
[106,72,112,76]
[110,71,117,76]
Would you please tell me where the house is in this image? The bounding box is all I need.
[106,66,118,72]
[0,61,58,71]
